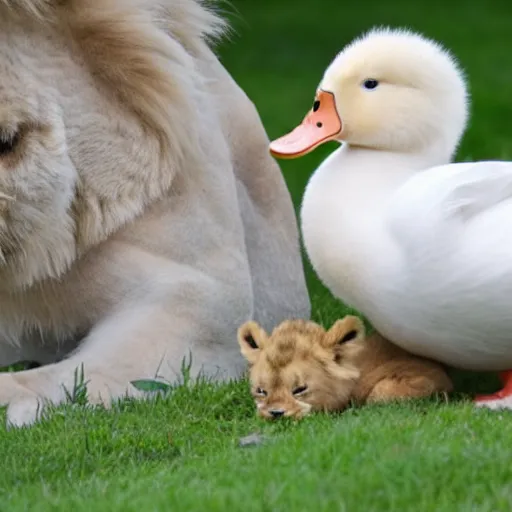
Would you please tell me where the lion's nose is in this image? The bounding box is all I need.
[269,409,285,418]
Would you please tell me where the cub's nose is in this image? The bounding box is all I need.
[269,409,285,418]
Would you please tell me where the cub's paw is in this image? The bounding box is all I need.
[366,375,450,404]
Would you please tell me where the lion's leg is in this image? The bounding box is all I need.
[200,52,311,330]
[0,271,251,427]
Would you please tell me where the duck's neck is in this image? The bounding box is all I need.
[300,142,451,309]
[338,144,452,204]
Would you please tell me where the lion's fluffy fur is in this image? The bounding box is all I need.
[0,0,310,427]
[0,0,225,158]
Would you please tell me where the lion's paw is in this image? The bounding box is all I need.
[6,397,44,429]
[0,369,148,428]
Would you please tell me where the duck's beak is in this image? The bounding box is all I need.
[269,89,342,159]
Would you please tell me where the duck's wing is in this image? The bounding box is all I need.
[386,160,512,254]
[382,161,512,361]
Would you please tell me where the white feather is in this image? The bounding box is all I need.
[300,28,512,370]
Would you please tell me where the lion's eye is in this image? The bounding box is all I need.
[292,385,308,396]
[256,387,267,397]
[0,131,21,157]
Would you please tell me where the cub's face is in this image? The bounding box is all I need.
[237,316,365,419]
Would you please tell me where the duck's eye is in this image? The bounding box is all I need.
[362,79,379,90]
[313,100,320,112]
[256,387,267,397]
[0,131,21,157]
[292,385,308,396]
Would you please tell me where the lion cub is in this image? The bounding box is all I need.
[238,316,452,419]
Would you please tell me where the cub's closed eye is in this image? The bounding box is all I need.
[256,387,267,396]
[292,385,308,395]
[0,131,21,157]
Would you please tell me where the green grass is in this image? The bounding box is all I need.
[3,0,512,509]
[2,383,512,511]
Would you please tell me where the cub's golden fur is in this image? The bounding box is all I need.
[238,317,452,419]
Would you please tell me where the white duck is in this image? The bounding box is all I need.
[270,27,512,409]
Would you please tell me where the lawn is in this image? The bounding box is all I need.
[3,0,512,510]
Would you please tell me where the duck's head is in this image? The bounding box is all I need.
[270,28,468,159]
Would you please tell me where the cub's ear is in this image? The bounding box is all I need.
[237,321,269,365]
[322,315,365,349]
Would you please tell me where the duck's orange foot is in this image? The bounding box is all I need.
[475,370,512,410]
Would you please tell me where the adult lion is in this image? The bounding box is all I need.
[0,0,310,427]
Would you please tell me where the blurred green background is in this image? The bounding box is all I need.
[217,0,512,300]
